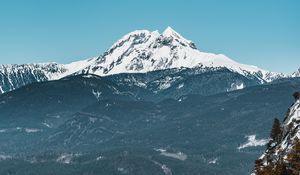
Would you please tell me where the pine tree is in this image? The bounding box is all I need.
[254,159,263,174]
[273,158,289,175]
[286,139,300,175]
[292,92,300,101]
[270,118,282,143]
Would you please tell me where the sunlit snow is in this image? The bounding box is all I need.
[0,154,12,161]
[155,148,187,161]
[24,128,41,133]
[238,135,269,150]
[208,157,219,164]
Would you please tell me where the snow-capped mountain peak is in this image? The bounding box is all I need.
[0,27,289,94]
[162,26,193,46]
[162,26,177,36]
[292,67,300,77]
[77,27,282,82]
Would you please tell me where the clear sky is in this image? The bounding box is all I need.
[0,0,299,73]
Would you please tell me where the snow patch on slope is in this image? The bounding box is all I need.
[152,160,172,175]
[177,83,184,89]
[92,89,102,101]
[56,153,80,164]
[24,128,41,133]
[156,76,182,91]
[0,127,41,133]
[230,82,245,91]
[208,157,219,164]
[238,135,269,150]
[42,122,52,128]
[0,154,12,161]
[155,148,187,161]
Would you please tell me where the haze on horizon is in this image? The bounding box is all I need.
[0,0,299,74]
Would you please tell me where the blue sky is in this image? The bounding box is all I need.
[0,0,299,73]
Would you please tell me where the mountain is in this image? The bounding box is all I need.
[1,73,300,174]
[0,59,95,93]
[0,70,265,131]
[76,27,281,81]
[252,92,300,175]
[0,27,299,175]
[292,67,300,77]
[0,27,285,94]
[103,67,267,100]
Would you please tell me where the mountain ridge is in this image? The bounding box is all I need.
[1,74,300,174]
[0,27,292,94]
[77,27,282,79]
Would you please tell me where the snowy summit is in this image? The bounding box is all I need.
[0,27,288,93]
[77,26,282,82]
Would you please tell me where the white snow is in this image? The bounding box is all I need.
[72,27,283,82]
[117,167,128,173]
[152,160,172,175]
[0,27,287,95]
[92,90,102,101]
[1,27,291,95]
[238,135,269,150]
[155,148,187,161]
[158,82,171,90]
[16,127,22,130]
[0,127,41,133]
[51,115,61,119]
[89,117,97,123]
[163,26,192,44]
[156,76,181,91]
[0,129,7,133]
[255,99,300,169]
[42,122,52,128]
[208,157,219,164]
[284,100,300,126]
[177,83,184,89]
[161,164,172,175]
[24,128,41,133]
[0,57,99,93]
[276,100,300,152]
[236,83,245,90]
[45,57,97,80]
[57,154,72,164]
[96,156,104,161]
[56,153,80,164]
[292,68,300,77]
[229,82,245,91]
[0,154,12,161]
[135,81,147,88]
